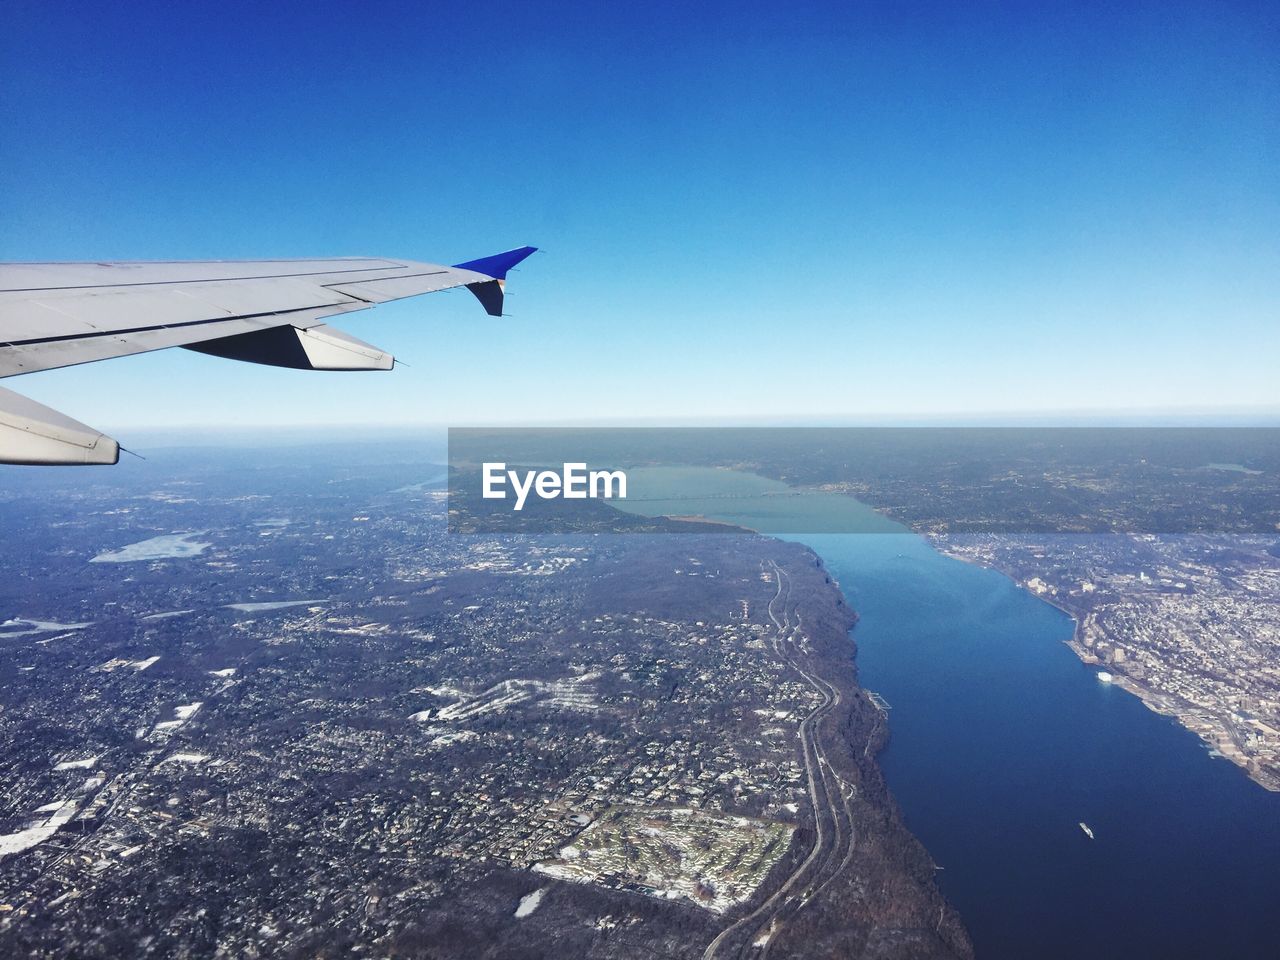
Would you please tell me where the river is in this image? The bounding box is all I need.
[613,467,1280,959]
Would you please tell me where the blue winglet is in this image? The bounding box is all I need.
[452,245,538,280]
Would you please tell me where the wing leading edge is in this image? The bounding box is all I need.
[0,246,536,465]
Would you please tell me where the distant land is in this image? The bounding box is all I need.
[719,430,1280,792]
[448,428,1280,792]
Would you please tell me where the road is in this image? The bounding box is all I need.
[703,560,870,959]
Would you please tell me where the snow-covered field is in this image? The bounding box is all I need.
[0,799,78,858]
[53,756,98,771]
[160,753,209,765]
[95,656,160,672]
[150,702,203,738]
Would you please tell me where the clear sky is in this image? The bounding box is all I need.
[2,0,1277,433]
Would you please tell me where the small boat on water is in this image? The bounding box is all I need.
[1079,822,1095,840]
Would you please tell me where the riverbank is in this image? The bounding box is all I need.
[925,536,1280,793]
[615,467,1280,957]
[754,543,972,960]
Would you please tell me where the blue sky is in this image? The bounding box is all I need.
[2,0,1277,432]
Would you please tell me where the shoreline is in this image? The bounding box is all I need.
[623,475,1280,795]
[759,542,973,959]
[663,513,751,529]
[924,537,1280,793]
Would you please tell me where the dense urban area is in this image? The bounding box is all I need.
[0,448,967,959]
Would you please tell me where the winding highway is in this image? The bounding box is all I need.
[703,560,869,959]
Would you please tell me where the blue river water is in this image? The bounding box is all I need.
[614,468,1280,959]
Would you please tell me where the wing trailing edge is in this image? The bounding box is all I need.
[184,324,394,370]
[0,387,118,465]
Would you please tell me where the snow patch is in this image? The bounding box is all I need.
[160,753,209,765]
[514,888,546,918]
[54,756,98,771]
[0,800,77,858]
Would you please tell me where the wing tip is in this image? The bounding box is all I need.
[452,246,538,281]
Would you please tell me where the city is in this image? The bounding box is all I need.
[0,452,965,959]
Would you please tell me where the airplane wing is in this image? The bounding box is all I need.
[0,246,536,465]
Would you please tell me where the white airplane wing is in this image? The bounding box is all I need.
[0,247,535,465]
